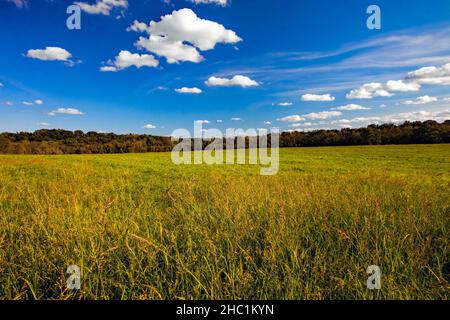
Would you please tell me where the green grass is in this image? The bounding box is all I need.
[0,145,449,300]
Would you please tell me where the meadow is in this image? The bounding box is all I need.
[0,144,448,300]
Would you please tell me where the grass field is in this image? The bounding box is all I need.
[0,144,449,300]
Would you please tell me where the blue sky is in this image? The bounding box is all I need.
[1,0,450,135]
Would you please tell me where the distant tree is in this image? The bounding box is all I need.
[0,121,449,154]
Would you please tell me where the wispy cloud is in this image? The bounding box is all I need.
[211,24,450,95]
[48,108,84,116]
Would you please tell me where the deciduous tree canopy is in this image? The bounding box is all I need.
[0,120,449,154]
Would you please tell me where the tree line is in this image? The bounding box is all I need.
[0,120,449,154]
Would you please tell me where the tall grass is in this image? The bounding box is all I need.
[0,145,448,299]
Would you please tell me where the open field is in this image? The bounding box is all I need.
[0,145,449,300]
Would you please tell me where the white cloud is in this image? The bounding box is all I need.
[401,95,438,105]
[131,9,241,64]
[277,115,306,123]
[231,117,242,121]
[388,110,450,122]
[143,124,156,129]
[127,21,150,33]
[332,110,450,126]
[39,122,50,126]
[332,104,371,111]
[289,122,318,128]
[264,121,272,125]
[26,47,72,62]
[275,102,293,106]
[100,66,118,72]
[75,0,128,16]
[3,101,13,106]
[303,111,342,120]
[137,35,204,64]
[0,83,3,87]
[331,117,382,125]
[205,75,259,88]
[347,63,450,100]
[175,87,202,94]
[188,0,228,6]
[444,97,450,101]
[385,80,421,92]
[22,100,44,106]
[48,108,84,116]
[346,82,393,99]
[195,120,210,124]
[301,94,335,102]
[331,119,353,125]
[101,50,159,72]
[406,63,450,86]
[216,120,223,123]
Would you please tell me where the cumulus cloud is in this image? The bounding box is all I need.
[303,111,342,120]
[75,0,128,16]
[101,50,159,72]
[143,124,156,129]
[347,63,450,100]
[130,9,241,64]
[205,75,259,88]
[332,104,371,111]
[100,66,118,72]
[346,82,393,99]
[401,95,438,105]
[48,108,83,116]
[301,94,335,102]
[175,87,202,94]
[264,121,272,125]
[346,81,420,99]
[331,117,381,125]
[188,0,228,6]
[390,110,450,123]
[289,122,318,128]
[26,47,73,63]
[277,115,306,123]
[406,63,450,86]
[332,110,450,126]
[34,99,44,105]
[385,80,421,92]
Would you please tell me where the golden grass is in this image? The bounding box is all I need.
[0,145,449,300]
